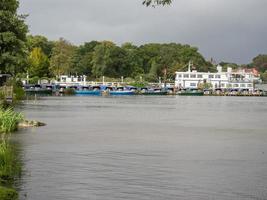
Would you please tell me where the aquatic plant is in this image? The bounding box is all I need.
[0,108,24,134]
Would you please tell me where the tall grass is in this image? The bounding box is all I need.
[0,108,23,134]
[0,108,23,199]
[0,138,20,200]
[0,140,21,184]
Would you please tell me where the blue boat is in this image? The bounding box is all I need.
[109,90,135,95]
[101,86,135,96]
[75,86,101,96]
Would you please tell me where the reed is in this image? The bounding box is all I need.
[0,108,23,134]
[0,140,21,184]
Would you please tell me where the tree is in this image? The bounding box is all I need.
[261,71,267,83]
[252,54,267,73]
[219,62,239,71]
[91,41,116,78]
[50,38,76,77]
[143,0,172,6]
[28,47,50,78]
[27,35,54,58]
[71,41,100,76]
[0,0,28,75]
[121,43,144,78]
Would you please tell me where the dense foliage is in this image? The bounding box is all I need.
[23,36,215,82]
[0,0,28,75]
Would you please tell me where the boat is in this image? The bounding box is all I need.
[108,86,135,96]
[75,86,101,96]
[177,88,204,96]
[141,88,168,95]
[24,84,53,95]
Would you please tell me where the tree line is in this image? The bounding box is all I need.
[24,36,216,82]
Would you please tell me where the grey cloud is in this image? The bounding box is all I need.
[19,0,267,64]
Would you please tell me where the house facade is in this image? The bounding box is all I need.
[175,64,261,91]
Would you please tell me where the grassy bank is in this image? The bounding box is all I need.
[0,108,24,200]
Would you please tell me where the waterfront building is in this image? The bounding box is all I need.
[175,63,261,91]
[56,75,87,86]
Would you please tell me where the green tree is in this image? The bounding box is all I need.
[121,43,144,78]
[28,47,50,78]
[91,41,116,78]
[71,41,100,76]
[260,71,267,83]
[252,54,267,73]
[27,35,54,58]
[0,0,28,75]
[219,62,239,71]
[50,38,76,77]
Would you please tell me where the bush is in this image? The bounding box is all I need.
[13,87,25,101]
[129,81,147,88]
[29,76,39,84]
[64,88,75,95]
[0,187,18,200]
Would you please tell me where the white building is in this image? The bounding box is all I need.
[56,75,87,86]
[175,63,261,91]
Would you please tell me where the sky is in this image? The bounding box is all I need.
[19,0,267,64]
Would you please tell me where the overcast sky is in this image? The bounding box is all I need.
[19,0,267,64]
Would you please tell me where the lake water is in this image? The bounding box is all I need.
[14,96,267,200]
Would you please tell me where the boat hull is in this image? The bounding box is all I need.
[177,92,204,96]
[75,90,101,96]
[109,91,135,95]
[142,91,168,95]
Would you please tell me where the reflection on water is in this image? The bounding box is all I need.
[14,96,267,200]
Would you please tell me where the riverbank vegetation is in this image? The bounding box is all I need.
[0,107,24,200]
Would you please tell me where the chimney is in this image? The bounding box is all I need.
[217,65,222,73]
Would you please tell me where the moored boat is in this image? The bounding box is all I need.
[177,88,204,96]
[75,86,101,96]
[108,86,135,95]
[24,84,53,95]
[141,88,168,95]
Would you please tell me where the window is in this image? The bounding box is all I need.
[208,75,214,79]
[241,84,245,87]
[190,83,196,87]
[221,83,225,88]
[247,84,252,87]
[178,74,182,78]
[227,84,232,88]
[184,74,189,78]
[215,75,221,79]
[197,74,203,78]
[190,74,196,78]
[234,84,239,87]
